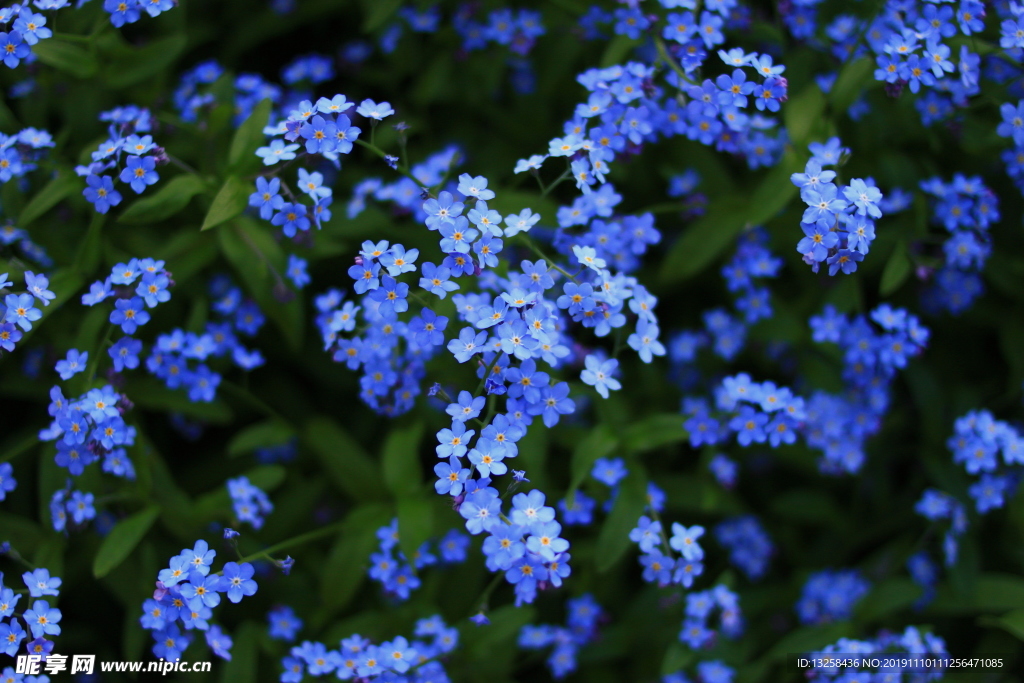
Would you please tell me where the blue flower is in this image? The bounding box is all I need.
[4,293,41,331]
[0,31,31,68]
[25,271,55,306]
[256,139,300,165]
[669,524,705,561]
[120,155,159,193]
[355,99,395,120]
[249,177,284,220]
[22,568,61,598]
[23,599,61,638]
[219,562,258,603]
[580,355,621,398]
[110,296,151,334]
[55,349,88,380]
[137,272,171,307]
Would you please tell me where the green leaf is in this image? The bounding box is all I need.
[217,218,304,351]
[103,34,188,89]
[303,417,386,503]
[595,468,647,572]
[621,414,688,453]
[568,423,618,496]
[397,496,433,565]
[118,174,206,225]
[763,622,854,661]
[769,489,846,527]
[829,57,874,113]
[19,172,81,227]
[855,578,922,623]
[746,148,803,226]
[984,608,1024,640]
[467,605,538,658]
[32,39,98,78]
[320,504,393,613]
[228,99,273,171]
[227,420,295,457]
[930,573,1024,613]
[201,176,250,231]
[0,512,44,555]
[219,621,259,683]
[659,197,748,284]
[660,151,802,285]
[361,0,403,32]
[125,376,234,423]
[880,240,912,296]
[382,421,425,497]
[600,34,640,68]
[92,505,160,578]
[74,213,105,274]
[660,643,696,676]
[784,85,827,148]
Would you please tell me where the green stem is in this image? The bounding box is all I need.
[166,156,201,177]
[654,35,698,88]
[83,323,116,387]
[0,432,40,465]
[540,167,571,198]
[230,519,346,568]
[475,570,506,611]
[219,380,290,425]
[355,139,425,188]
[516,234,578,283]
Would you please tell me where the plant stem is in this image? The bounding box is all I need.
[230,519,347,568]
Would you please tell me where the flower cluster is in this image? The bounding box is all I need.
[678,585,743,650]
[40,382,137,484]
[227,476,273,530]
[103,0,177,28]
[76,106,164,214]
[279,615,458,682]
[144,274,267,404]
[0,126,53,183]
[1001,98,1024,194]
[792,139,885,276]
[806,627,948,681]
[707,454,737,488]
[356,5,547,95]
[462,487,572,606]
[144,539,258,661]
[681,301,927,478]
[714,515,773,581]
[663,660,736,683]
[630,517,706,589]
[918,175,998,315]
[47,482,95,532]
[518,594,603,679]
[796,569,870,625]
[670,228,782,366]
[687,374,805,450]
[0,462,14,501]
[1,270,55,352]
[780,0,985,117]
[907,550,940,609]
[915,488,969,568]
[367,519,468,601]
[0,567,63,659]
[537,1,790,174]
[947,410,1023,513]
[0,5,52,69]
[805,304,929,473]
